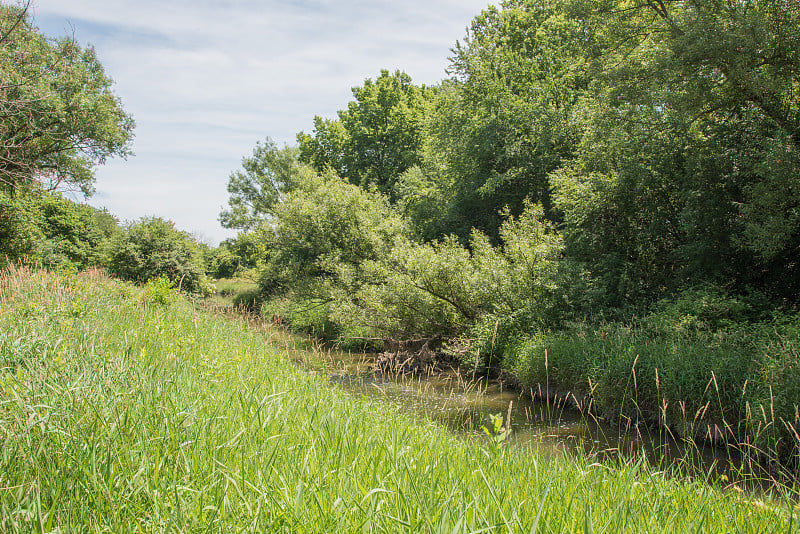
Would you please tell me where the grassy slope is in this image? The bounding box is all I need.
[0,267,795,533]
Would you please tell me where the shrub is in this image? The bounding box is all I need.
[0,188,115,270]
[260,170,407,295]
[100,217,211,296]
[206,231,268,279]
[646,283,767,334]
[143,275,179,306]
[353,235,492,339]
[262,297,339,339]
[362,202,586,366]
[0,188,44,266]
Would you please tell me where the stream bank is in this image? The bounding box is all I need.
[296,339,776,493]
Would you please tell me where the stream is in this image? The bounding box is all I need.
[296,347,757,488]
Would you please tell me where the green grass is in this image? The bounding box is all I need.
[204,277,260,311]
[0,267,797,532]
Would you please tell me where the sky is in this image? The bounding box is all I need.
[30,0,491,245]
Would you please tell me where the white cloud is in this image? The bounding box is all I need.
[31,0,491,244]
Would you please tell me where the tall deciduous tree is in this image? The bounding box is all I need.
[412,0,596,241]
[298,70,429,200]
[0,2,134,195]
[553,0,800,304]
[219,138,306,230]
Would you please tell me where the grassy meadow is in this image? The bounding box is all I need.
[0,267,797,533]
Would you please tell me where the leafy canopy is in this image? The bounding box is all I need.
[0,2,134,195]
[219,139,305,231]
[298,70,429,201]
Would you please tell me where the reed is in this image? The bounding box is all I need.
[503,321,800,492]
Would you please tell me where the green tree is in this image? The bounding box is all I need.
[219,139,305,230]
[298,70,429,200]
[0,2,134,195]
[552,0,800,305]
[414,0,595,241]
[260,169,408,298]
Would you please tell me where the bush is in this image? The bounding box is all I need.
[251,170,408,339]
[353,235,492,339]
[0,187,116,270]
[206,231,268,279]
[0,188,44,266]
[261,297,339,339]
[100,217,211,296]
[259,170,407,295]
[206,246,239,279]
[646,283,768,334]
[357,202,585,365]
[143,275,179,306]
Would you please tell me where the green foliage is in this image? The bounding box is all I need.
[219,0,800,467]
[752,315,800,457]
[206,231,267,279]
[142,274,179,306]
[393,164,452,241]
[262,297,339,339]
[646,284,768,334]
[550,0,800,305]
[245,170,408,343]
[219,139,305,230]
[0,187,43,265]
[412,0,594,240]
[0,4,134,195]
[35,192,108,269]
[204,277,260,310]
[298,70,430,200]
[0,187,116,270]
[259,169,408,298]
[0,3,128,274]
[352,202,582,343]
[100,217,211,295]
[482,412,512,453]
[205,245,239,279]
[354,235,489,339]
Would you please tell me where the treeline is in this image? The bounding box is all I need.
[0,188,214,294]
[0,4,215,294]
[217,1,800,461]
